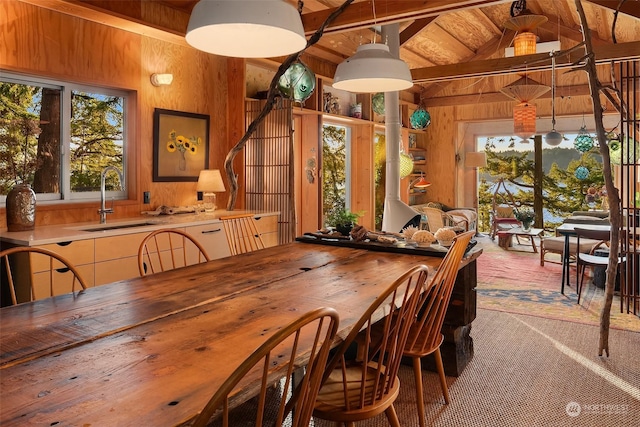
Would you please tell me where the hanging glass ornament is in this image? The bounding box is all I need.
[574,166,590,180]
[399,151,414,178]
[573,126,594,153]
[609,136,639,165]
[372,93,385,115]
[277,61,316,103]
[410,107,431,130]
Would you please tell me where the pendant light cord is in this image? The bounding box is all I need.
[551,53,556,128]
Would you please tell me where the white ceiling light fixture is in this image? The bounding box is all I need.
[332,43,413,93]
[185,0,307,58]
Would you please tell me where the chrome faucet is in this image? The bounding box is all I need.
[99,166,124,224]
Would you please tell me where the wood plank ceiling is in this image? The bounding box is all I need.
[64,0,640,105]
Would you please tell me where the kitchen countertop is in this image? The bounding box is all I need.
[0,210,279,246]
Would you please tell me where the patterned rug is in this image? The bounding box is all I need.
[474,234,640,333]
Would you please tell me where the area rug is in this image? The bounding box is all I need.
[474,234,640,333]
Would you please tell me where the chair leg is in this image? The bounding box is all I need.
[434,348,450,404]
[577,265,585,305]
[412,357,426,427]
[385,405,401,427]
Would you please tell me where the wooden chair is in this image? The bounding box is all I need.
[574,228,626,304]
[0,246,88,306]
[490,205,520,239]
[403,230,474,427]
[421,206,466,233]
[138,229,210,276]
[313,265,429,427]
[191,307,339,427]
[220,214,266,255]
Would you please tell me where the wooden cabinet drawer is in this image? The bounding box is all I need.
[32,264,95,299]
[254,215,279,248]
[95,256,141,286]
[185,223,231,260]
[31,240,95,272]
[94,232,153,262]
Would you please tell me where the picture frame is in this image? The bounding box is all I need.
[153,108,209,182]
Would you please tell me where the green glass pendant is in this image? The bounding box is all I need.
[410,108,431,130]
[372,93,385,115]
[278,61,316,103]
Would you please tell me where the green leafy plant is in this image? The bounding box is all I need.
[514,208,535,223]
[326,208,362,228]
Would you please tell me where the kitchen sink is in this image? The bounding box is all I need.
[72,220,164,232]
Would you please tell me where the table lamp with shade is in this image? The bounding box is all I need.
[197,169,226,212]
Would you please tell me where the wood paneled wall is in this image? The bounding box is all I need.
[0,0,244,229]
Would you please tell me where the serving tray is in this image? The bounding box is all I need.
[295,233,449,258]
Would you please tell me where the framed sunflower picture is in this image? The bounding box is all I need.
[153,108,210,182]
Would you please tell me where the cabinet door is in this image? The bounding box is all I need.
[254,215,279,248]
[31,240,95,272]
[32,264,95,298]
[95,256,141,285]
[31,240,95,288]
[185,223,231,260]
[94,231,177,285]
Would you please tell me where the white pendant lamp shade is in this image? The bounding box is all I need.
[333,43,413,93]
[186,0,307,58]
[545,130,563,146]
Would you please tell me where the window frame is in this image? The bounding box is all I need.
[0,71,132,205]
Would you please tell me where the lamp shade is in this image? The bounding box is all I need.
[513,102,536,140]
[332,43,413,93]
[197,169,226,193]
[513,32,537,55]
[545,130,563,146]
[186,0,306,58]
[465,152,487,168]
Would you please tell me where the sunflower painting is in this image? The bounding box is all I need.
[153,109,209,182]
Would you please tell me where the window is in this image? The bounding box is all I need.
[0,72,130,204]
[322,123,351,223]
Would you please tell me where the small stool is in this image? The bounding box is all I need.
[497,231,512,249]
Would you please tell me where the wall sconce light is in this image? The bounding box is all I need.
[150,73,173,86]
[465,152,487,168]
[197,169,226,212]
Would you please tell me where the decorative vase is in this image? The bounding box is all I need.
[6,183,36,231]
[522,221,532,232]
[335,223,353,236]
[178,151,187,171]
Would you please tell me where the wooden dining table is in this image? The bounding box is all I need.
[0,241,480,426]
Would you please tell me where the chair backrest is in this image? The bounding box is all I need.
[322,264,429,411]
[494,205,515,218]
[0,246,88,306]
[220,214,266,255]
[138,229,210,276]
[406,231,474,354]
[191,307,339,427]
[421,206,446,232]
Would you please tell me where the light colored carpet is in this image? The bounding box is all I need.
[313,308,640,427]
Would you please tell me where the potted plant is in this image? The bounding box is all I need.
[326,208,362,236]
[514,208,535,231]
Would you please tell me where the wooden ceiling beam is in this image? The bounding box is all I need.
[423,84,593,107]
[19,0,190,46]
[419,29,516,99]
[400,18,436,46]
[411,40,640,82]
[584,0,640,19]
[301,0,514,36]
